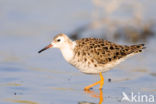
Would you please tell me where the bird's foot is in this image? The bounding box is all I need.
[84,87,93,91]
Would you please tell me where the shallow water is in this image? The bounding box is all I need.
[0,0,156,104]
[0,34,156,104]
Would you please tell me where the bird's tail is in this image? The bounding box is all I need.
[130,44,146,53]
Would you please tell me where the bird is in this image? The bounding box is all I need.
[38,33,145,90]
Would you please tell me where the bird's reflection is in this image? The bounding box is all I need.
[79,89,103,104]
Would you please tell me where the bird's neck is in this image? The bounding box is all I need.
[60,41,76,62]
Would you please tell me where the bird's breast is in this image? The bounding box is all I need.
[60,47,74,62]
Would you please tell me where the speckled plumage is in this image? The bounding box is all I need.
[69,38,145,74]
[39,33,145,74]
[74,38,144,64]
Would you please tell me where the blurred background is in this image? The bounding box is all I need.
[0,0,156,104]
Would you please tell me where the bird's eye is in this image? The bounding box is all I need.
[57,39,61,42]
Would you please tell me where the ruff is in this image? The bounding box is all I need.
[38,33,145,90]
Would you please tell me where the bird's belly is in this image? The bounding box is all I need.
[69,56,127,74]
[69,59,109,74]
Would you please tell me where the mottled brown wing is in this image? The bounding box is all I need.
[75,38,144,65]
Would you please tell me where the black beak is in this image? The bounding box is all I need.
[38,44,52,53]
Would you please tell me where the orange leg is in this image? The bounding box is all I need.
[99,72,104,89]
[84,72,104,90]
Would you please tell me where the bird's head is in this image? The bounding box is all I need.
[38,33,72,53]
